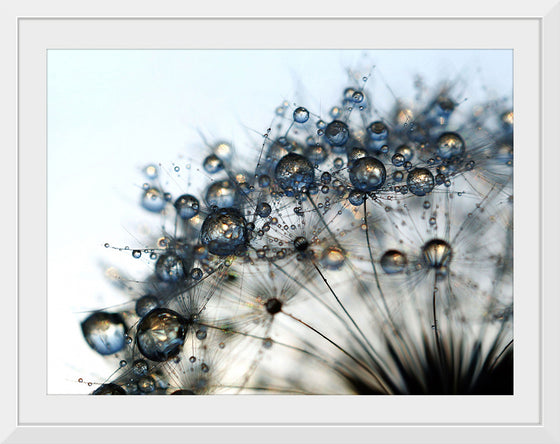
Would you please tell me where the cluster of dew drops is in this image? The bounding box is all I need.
[79,69,513,395]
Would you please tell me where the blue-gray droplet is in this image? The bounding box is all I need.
[200,207,249,256]
[349,157,386,192]
[136,308,188,362]
[81,312,126,356]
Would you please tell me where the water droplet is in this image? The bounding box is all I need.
[305,144,329,165]
[135,294,160,317]
[119,360,127,367]
[367,121,388,141]
[256,202,272,218]
[393,171,404,182]
[205,180,237,208]
[436,132,465,159]
[200,207,249,256]
[495,144,513,165]
[81,312,126,356]
[501,110,513,127]
[104,243,110,248]
[422,239,453,269]
[320,246,345,270]
[174,166,180,172]
[392,153,405,167]
[437,97,455,116]
[274,153,315,194]
[319,172,331,185]
[172,389,196,395]
[136,308,188,362]
[189,356,196,363]
[293,107,310,123]
[132,359,149,376]
[203,154,224,174]
[174,194,200,220]
[138,376,155,393]
[144,164,158,179]
[201,363,209,373]
[213,142,234,162]
[155,253,186,282]
[195,328,207,340]
[132,250,142,259]
[92,383,126,395]
[330,106,342,118]
[407,168,435,196]
[258,174,271,188]
[396,144,414,162]
[348,189,365,206]
[380,250,408,274]
[191,268,203,280]
[349,157,386,192]
[141,187,166,212]
[325,120,349,146]
[352,91,364,103]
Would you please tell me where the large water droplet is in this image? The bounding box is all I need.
[200,207,249,256]
[349,157,386,192]
[274,153,315,194]
[136,308,188,362]
[155,253,186,282]
[407,168,435,196]
[422,239,453,269]
[325,120,349,146]
[436,132,465,159]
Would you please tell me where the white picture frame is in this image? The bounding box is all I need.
[3,1,560,443]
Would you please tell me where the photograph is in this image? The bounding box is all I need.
[47,49,514,396]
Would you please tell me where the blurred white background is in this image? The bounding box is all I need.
[47,49,512,393]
